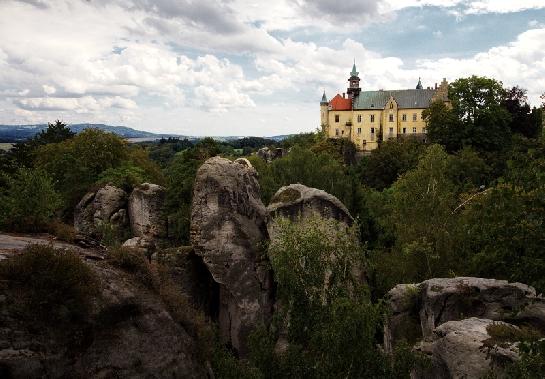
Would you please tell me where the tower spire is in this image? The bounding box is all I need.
[351,60,359,77]
[416,77,423,89]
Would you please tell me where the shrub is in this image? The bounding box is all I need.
[0,244,99,323]
[108,246,155,287]
[0,168,62,232]
[47,220,76,243]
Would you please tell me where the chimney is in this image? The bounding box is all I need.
[343,93,346,98]
[435,83,438,89]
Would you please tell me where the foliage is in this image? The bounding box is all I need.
[255,215,422,378]
[249,145,355,208]
[9,120,75,167]
[502,86,543,138]
[148,137,194,167]
[424,76,512,153]
[311,137,358,166]
[355,138,426,190]
[505,340,545,378]
[96,162,148,192]
[164,137,221,244]
[0,244,99,323]
[108,246,155,287]
[0,167,62,232]
[33,128,162,215]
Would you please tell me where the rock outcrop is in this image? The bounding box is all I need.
[0,248,206,378]
[256,146,285,162]
[74,185,128,238]
[190,157,272,356]
[385,277,545,378]
[417,318,519,379]
[128,183,167,241]
[267,184,353,239]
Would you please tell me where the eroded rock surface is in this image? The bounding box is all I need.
[385,277,545,378]
[190,156,272,355]
[128,183,167,241]
[0,244,206,378]
[267,183,353,239]
[74,185,128,238]
[416,318,519,379]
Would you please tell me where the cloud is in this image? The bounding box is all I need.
[296,0,381,24]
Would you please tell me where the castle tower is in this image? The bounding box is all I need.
[347,62,361,99]
[416,77,423,89]
[320,91,329,132]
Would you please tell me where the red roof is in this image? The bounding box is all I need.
[329,94,352,110]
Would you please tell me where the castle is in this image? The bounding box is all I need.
[320,63,449,152]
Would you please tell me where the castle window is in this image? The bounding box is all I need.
[357,114,362,123]
[371,127,375,134]
[412,113,417,121]
[390,103,393,109]
[413,127,417,133]
[370,114,375,123]
[357,127,361,134]
[335,115,340,123]
[389,114,394,122]
[402,114,407,122]
[421,113,424,120]
[335,129,339,136]
[389,127,394,135]
[341,130,344,135]
[403,127,406,134]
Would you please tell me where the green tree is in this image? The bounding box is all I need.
[502,86,543,138]
[355,138,426,190]
[10,120,75,167]
[34,129,162,214]
[424,76,512,153]
[0,168,62,231]
[164,138,221,244]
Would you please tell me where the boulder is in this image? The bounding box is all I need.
[190,157,272,356]
[256,147,285,163]
[128,183,167,240]
[74,185,128,238]
[385,277,545,352]
[416,318,519,379]
[267,183,353,239]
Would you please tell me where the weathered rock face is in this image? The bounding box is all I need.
[385,277,544,352]
[74,185,128,238]
[416,318,519,379]
[256,146,285,163]
[385,277,545,379]
[190,156,272,356]
[128,183,167,240]
[0,249,206,378]
[267,183,353,239]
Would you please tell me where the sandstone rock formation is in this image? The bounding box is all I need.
[385,277,545,378]
[417,318,519,379]
[0,248,206,378]
[74,185,128,238]
[267,184,353,239]
[128,183,167,240]
[190,156,272,355]
[256,146,285,162]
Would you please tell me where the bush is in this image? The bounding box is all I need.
[0,168,62,232]
[108,246,155,287]
[47,220,76,243]
[0,244,99,323]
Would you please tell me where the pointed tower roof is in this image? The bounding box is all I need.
[350,60,359,77]
[416,77,423,89]
[320,91,328,105]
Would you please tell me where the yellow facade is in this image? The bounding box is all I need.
[320,66,449,152]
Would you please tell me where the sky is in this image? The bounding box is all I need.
[0,0,544,136]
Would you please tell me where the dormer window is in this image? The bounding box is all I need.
[390,103,393,109]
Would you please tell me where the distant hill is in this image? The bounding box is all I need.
[0,123,182,142]
[0,123,294,143]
